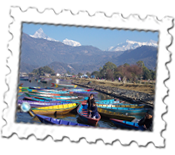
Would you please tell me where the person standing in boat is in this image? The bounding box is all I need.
[138,110,153,131]
[91,101,98,119]
[87,93,95,117]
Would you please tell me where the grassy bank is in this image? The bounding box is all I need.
[72,78,155,95]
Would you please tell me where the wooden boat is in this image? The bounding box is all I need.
[36,114,90,127]
[97,107,135,121]
[23,96,58,102]
[77,104,101,126]
[97,106,148,114]
[29,91,62,97]
[72,91,98,96]
[18,92,23,97]
[96,103,144,109]
[51,83,77,88]
[28,89,70,95]
[110,118,145,130]
[25,92,79,100]
[96,99,118,104]
[20,77,29,81]
[41,78,51,83]
[67,88,94,92]
[19,86,29,90]
[31,103,78,115]
[18,99,73,108]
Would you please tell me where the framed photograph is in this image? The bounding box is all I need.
[2,7,173,146]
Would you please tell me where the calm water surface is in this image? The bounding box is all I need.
[16,78,145,129]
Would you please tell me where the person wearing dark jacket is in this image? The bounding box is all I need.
[87,93,95,117]
[91,102,98,119]
[138,110,153,131]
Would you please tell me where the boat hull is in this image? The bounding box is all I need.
[31,103,77,115]
[77,104,101,126]
[97,106,148,115]
[110,118,145,131]
[98,108,135,121]
[18,99,73,108]
[36,114,90,127]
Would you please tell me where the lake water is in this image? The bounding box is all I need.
[16,78,145,129]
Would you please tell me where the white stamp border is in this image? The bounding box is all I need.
[1,6,173,147]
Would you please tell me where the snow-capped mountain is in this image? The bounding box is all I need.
[30,28,81,46]
[63,38,81,47]
[30,28,59,42]
[107,40,158,51]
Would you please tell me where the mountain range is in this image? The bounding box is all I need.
[107,40,158,51]
[20,29,158,74]
[30,28,81,46]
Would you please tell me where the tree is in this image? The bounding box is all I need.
[123,63,130,67]
[136,61,145,68]
[106,69,114,80]
[143,67,151,80]
[86,72,91,77]
[99,62,117,79]
[91,71,100,78]
[103,62,117,71]
[67,71,71,75]
[78,72,83,77]
[32,66,55,76]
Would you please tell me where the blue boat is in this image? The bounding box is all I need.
[36,114,90,127]
[23,97,84,103]
[110,118,145,130]
[77,104,101,126]
[97,106,148,114]
[25,92,79,100]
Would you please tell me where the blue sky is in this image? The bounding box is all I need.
[22,23,159,50]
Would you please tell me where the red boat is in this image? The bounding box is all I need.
[77,103,101,126]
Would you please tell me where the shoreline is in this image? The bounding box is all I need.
[71,78,154,108]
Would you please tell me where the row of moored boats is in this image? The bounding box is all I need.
[18,84,150,130]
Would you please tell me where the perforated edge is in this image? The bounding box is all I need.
[0,5,170,152]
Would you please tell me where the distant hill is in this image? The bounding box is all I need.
[19,62,38,73]
[20,32,158,73]
[111,46,157,70]
[47,61,101,74]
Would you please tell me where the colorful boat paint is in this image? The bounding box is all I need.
[97,106,148,114]
[77,104,101,126]
[110,118,145,130]
[31,103,78,115]
[51,83,77,88]
[36,114,90,127]
[97,107,135,121]
[25,93,79,100]
[18,99,74,108]
[96,103,144,108]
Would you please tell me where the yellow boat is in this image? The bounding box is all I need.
[97,108,135,121]
[31,103,77,115]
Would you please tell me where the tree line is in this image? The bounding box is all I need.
[91,61,156,82]
[32,66,55,76]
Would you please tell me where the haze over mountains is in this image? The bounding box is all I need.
[20,28,158,74]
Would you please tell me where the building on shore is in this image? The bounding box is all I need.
[19,72,28,77]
